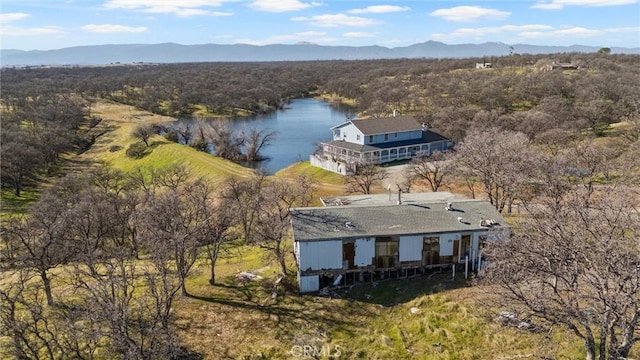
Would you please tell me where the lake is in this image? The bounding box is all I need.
[230,98,355,174]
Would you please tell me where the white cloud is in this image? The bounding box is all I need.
[249,0,321,12]
[348,5,410,14]
[532,0,637,9]
[82,24,148,33]
[432,23,630,42]
[2,25,63,36]
[292,13,378,27]
[553,27,602,36]
[0,13,30,23]
[343,31,375,38]
[103,0,233,17]
[429,6,510,22]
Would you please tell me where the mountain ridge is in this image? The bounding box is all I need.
[2,41,637,66]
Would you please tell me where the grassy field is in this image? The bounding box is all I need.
[3,99,637,359]
[170,250,587,359]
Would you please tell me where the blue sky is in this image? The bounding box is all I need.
[1,0,639,50]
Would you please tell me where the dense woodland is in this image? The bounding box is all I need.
[1,53,639,359]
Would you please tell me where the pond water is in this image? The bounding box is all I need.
[229,98,355,174]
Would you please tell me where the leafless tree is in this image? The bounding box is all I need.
[207,119,244,160]
[344,161,388,195]
[454,128,537,214]
[137,177,214,296]
[479,185,640,360]
[252,175,315,277]
[223,174,266,244]
[6,193,76,306]
[0,270,63,359]
[243,127,277,162]
[202,196,236,285]
[131,123,155,146]
[405,151,452,192]
[172,120,194,145]
[70,246,183,358]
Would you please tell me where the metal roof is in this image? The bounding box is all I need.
[291,199,506,242]
[331,116,424,135]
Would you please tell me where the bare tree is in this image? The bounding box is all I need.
[131,123,155,146]
[454,128,537,214]
[70,246,183,358]
[207,119,244,160]
[252,175,315,277]
[223,174,266,244]
[137,176,214,296]
[344,161,388,195]
[405,150,452,192]
[172,120,193,145]
[243,127,276,162]
[0,133,43,197]
[7,193,76,306]
[202,197,235,285]
[479,185,640,360]
[0,270,63,359]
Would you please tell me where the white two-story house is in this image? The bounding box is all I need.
[310,115,452,175]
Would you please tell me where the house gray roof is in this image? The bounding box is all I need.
[290,199,506,242]
[322,129,449,153]
[332,116,424,136]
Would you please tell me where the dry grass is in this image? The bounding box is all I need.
[4,100,639,359]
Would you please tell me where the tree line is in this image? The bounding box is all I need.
[0,164,313,359]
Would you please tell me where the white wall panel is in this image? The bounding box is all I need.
[354,238,374,266]
[299,275,319,293]
[439,233,458,256]
[399,235,423,262]
[298,240,343,271]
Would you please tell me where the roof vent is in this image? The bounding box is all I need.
[457,217,463,223]
[445,202,453,211]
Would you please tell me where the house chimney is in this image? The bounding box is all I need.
[393,109,398,117]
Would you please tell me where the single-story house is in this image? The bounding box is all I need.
[290,193,508,293]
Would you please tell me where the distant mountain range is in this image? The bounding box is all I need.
[1,41,638,67]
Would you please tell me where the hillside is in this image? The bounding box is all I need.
[2,41,638,66]
[1,58,638,359]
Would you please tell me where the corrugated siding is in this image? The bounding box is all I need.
[399,235,423,262]
[440,233,458,256]
[299,275,319,293]
[298,240,343,271]
[354,238,374,266]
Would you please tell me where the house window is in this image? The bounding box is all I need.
[343,132,347,139]
[375,237,398,268]
[422,236,440,266]
[394,132,398,139]
[384,134,389,141]
[356,135,361,141]
[369,135,373,143]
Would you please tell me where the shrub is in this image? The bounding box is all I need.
[190,139,207,152]
[109,145,123,152]
[164,131,179,143]
[126,142,148,159]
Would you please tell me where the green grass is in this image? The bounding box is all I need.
[0,188,40,220]
[3,99,638,359]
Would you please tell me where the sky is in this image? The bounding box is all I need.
[1,0,639,51]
